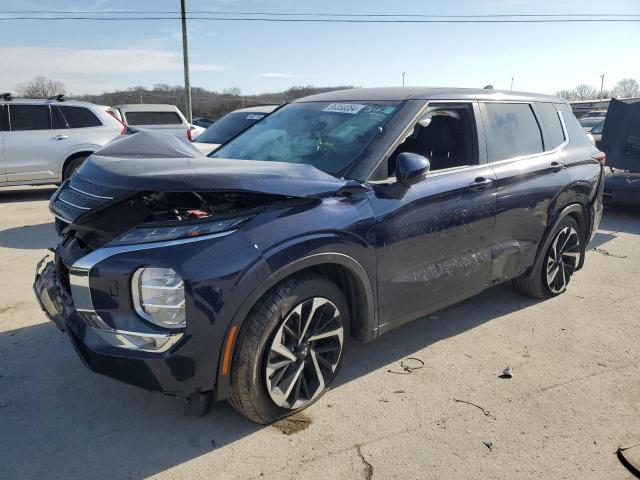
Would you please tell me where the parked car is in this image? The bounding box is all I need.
[193,117,214,129]
[600,99,640,206]
[0,94,125,185]
[587,119,605,148]
[193,104,279,154]
[114,104,196,140]
[34,87,604,424]
[582,109,608,118]
[579,116,605,130]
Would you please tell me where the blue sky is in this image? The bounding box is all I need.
[1,0,639,96]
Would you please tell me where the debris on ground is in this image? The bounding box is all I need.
[499,366,513,379]
[453,399,497,420]
[273,414,312,435]
[483,441,493,451]
[617,443,640,478]
[387,357,425,375]
[393,390,405,394]
[593,247,628,259]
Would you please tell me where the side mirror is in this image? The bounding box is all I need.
[396,152,430,186]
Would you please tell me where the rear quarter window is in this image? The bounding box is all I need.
[9,105,51,131]
[484,103,543,161]
[59,106,102,128]
[125,111,183,125]
[536,103,566,150]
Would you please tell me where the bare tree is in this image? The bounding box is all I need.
[572,84,598,100]
[17,76,66,98]
[555,89,576,101]
[612,78,640,98]
[223,87,241,96]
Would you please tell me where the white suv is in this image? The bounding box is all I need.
[0,94,124,185]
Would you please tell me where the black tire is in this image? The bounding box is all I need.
[228,273,349,424]
[512,216,582,299]
[62,156,87,181]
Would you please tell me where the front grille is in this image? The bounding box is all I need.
[50,172,130,223]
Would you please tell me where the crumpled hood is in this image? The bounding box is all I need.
[76,130,347,198]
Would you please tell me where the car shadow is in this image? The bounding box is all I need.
[0,283,536,479]
[0,186,57,203]
[0,222,57,250]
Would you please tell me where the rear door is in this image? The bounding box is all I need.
[4,104,73,182]
[481,101,570,281]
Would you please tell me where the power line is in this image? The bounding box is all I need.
[0,10,638,17]
[0,16,639,23]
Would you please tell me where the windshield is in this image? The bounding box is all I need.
[197,110,271,144]
[211,101,400,176]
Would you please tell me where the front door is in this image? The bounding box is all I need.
[4,104,73,182]
[368,101,496,332]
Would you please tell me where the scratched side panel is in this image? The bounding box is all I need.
[369,166,497,327]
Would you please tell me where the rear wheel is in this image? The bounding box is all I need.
[512,216,582,299]
[228,273,348,424]
[62,155,88,181]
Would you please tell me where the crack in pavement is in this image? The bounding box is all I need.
[355,444,374,480]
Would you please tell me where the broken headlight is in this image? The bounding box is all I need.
[106,217,248,247]
[132,267,185,329]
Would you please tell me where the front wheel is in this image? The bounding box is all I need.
[228,273,349,424]
[512,216,582,299]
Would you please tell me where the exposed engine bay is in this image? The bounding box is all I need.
[55,189,300,263]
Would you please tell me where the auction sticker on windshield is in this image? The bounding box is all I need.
[322,103,367,114]
[246,114,265,120]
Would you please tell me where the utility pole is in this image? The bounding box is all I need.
[599,74,605,101]
[180,0,192,123]
[402,71,405,87]
[510,77,514,91]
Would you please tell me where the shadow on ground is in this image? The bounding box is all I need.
[0,283,534,479]
[0,186,56,204]
[0,222,56,250]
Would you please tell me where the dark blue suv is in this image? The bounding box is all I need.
[34,87,604,423]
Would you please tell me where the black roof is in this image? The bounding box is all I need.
[294,87,564,104]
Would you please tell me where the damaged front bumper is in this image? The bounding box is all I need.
[603,170,640,207]
[33,254,190,394]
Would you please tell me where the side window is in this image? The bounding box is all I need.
[125,111,183,125]
[484,103,543,161]
[536,103,566,150]
[51,107,68,129]
[385,103,478,178]
[9,105,51,131]
[59,106,102,128]
[0,105,6,131]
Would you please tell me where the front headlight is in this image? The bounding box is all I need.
[132,267,186,329]
[107,217,248,247]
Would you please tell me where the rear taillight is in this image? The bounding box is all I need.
[592,152,606,166]
[187,128,193,141]
[107,110,127,134]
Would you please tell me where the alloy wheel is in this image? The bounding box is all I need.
[545,226,580,294]
[264,297,344,409]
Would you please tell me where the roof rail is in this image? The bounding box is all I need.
[47,94,66,102]
[1,92,13,101]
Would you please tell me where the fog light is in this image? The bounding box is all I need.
[132,267,186,329]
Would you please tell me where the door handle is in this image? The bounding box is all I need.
[469,177,494,191]
[53,135,69,140]
[549,161,565,171]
